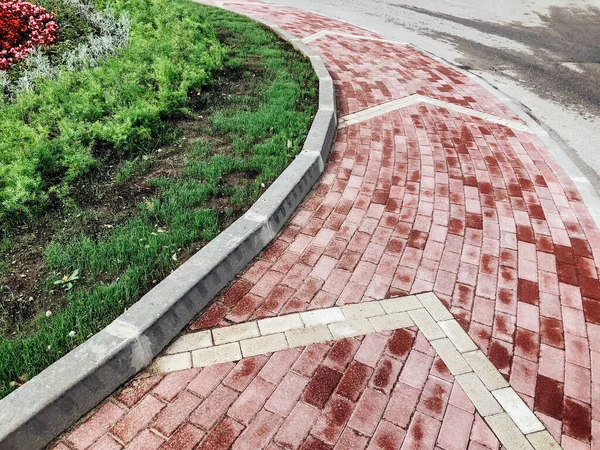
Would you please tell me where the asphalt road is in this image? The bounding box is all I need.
[267,0,600,192]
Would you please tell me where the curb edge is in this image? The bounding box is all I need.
[0,3,337,449]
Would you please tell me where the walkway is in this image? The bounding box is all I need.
[52,1,600,449]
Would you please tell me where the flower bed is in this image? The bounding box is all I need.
[0,1,59,70]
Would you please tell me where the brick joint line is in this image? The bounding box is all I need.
[155,293,562,450]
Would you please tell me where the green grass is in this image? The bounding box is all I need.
[0,6,317,399]
[0,0,224,219]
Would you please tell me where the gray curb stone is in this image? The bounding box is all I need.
[0,3,337,449]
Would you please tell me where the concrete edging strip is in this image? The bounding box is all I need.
[0,3,337,449]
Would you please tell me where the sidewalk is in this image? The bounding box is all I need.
[52,1,600,449]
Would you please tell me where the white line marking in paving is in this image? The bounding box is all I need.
[154,294,561,449]
[338,94,531,133]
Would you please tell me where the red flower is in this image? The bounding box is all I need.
[0,0,59,70]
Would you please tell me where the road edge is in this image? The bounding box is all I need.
[0,4,337,449]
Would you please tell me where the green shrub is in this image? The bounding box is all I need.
[0,0,224,220]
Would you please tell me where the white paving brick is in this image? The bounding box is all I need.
[192,343,242,367]
[456,372,503,417]
[240,333,289,357]
[527,431,562,450]
[430,338,473,375]
[341,302,386,320]
[407,308,446,340]
[485,413,535,450]
[212,322,259,345]
[300,307,345,326]
[329,318,375,339]
[369,312,414,332]
[463,350,510,391]
[165,331,212,354]
[286,325,333,348]
[153,353,192,373]
[438,320,477,353]
[258,314,303,335]
[416,292,453,321]
[379,295,422,313]
[492,388,545,434]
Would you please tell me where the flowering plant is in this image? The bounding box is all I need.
[0,1,59,70]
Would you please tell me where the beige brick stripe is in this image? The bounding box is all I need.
[152,293,562,450]
[338,94,531,132]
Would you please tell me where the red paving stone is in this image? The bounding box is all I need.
[50,0,600,448]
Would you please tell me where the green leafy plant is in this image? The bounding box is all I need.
[53,269,79,291]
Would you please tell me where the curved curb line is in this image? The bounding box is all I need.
[0,4,337,449]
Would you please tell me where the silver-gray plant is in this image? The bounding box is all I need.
[1,0,130,99]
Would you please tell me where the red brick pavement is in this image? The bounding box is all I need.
[52,1,600,449]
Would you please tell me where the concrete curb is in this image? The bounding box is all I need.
[0,4,337,449]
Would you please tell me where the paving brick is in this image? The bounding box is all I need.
[189,385,238,431]
[311,394,355,445]
[196,417,244,450]
[330,318,376,339]
[384,382,421,428]
[455,372,503,417]
[430,338,473,375]
[400,411,441,450]
[259,348,301,384]
[192,343,242,368]
[67,402,125,449]
[301,307,345,327]
[159,422,204,450]
[399,349,434,389]
[408,308,446,340]
[152,390,203,436]
[439,320,477,353]
[116,376,163,408]
[485,413,535,450]
[341,302,386,319]
[463,350,509,391]
[228,376,276,424]
[417,376,452,420]
[222,356,269,393]
[348,388,388,436]
[88,434,122,450]
[232,409,283,450]
[437,404,474,450]
[124,429,163,450]
[370,356,403,395]
[367,420,406,450]
[241,333,289,357]
[153,353,192,373]
[336,361,373,402]
[293,343,331,377]
[369,312,414,332]
[324,338,361,372]
[166,331,212,354]
[187,362,234,398]
[303,365,343,409]
[265,371,309,416]
[379,295,422,313]
[287,325,334,348]
[111,395,165,444]
[274,402,320,448]
[213,322,260,345]
[257,313,303,335]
